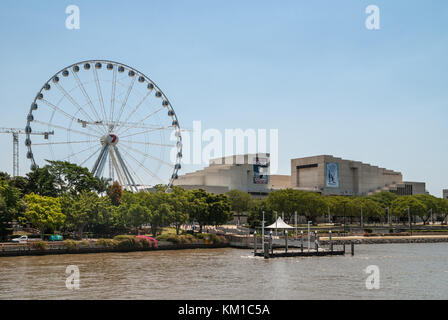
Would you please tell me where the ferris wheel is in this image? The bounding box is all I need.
[25,60,182,191]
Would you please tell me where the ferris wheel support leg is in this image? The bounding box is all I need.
[114,146,137,192]
[91,144,109,178]
[110,148,126,188]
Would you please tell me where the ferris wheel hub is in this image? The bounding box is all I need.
[101,133,119,146]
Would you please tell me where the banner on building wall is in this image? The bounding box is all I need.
[326,162,339,188]
[253,157,269,184]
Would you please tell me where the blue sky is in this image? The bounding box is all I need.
[0,0,447,196]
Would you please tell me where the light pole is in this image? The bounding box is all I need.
[407,207,412,235]
[294,211,298,240]
[307,221,312,252]
[360,205,363,229]
[275,211,278,236]
[430,208,433,225]
[386,207,390,226]
[261,211,265,248]
[343,202,347,236]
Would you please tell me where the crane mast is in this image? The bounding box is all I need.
[0,127,54,177]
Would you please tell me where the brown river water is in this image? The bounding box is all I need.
[0,243,447,299]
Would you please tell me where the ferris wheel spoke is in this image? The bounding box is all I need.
[116,91,151,134]
[92,67,108,126]
[72,71,106,132]
[62,143,99,161]
[114,76,136,126]
[117,106,164,136]
[109,66,117,123]
[119,139,176,148]
[53,82,105,134]
[33,120,101,139]
[39,99,104,136]
[79,146,102,167]
[119,146,165,184]
[120,125,174,139]
[32,140,92,146]
[119,143,173,168]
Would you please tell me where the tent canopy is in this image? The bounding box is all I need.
[265,217,294,229]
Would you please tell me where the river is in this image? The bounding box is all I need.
[0,243,447,299]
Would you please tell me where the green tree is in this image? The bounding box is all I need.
[391,196,426,224]
[368,191,398,209]
[187,189,209,232]
[61,191,103,238]
[0,179,25,240]
[167,187,190,235]
[350,197,384,224]
[25,166,58,197]
[22,193,65,237]
[414,194,438,224]
[208,193,232,226]
[266,189,299,221]
[435,198,448,224]
[108,181,123,206]
[247,199,273,229]
[295,191,327,223]
[226,189,251,225]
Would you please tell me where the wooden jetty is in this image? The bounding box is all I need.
[252,230,354,259]
[254,248,345,258]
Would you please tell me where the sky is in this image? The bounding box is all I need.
[0,0,447,196]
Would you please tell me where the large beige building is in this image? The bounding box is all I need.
[174,153,426,197]
[174,153,290,196]
[291,155,425,196]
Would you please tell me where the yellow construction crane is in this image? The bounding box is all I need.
[0,127,54,177]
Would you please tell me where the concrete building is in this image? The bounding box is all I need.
[175,153,426,197]
[443,189,448,200]
[174,153,290,196]
[291,155,425,196]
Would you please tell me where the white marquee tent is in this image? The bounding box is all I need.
[265,217,294,229]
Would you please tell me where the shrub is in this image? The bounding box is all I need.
[113,235,138,249]
[96,238,117,248]
[30,241,47,250]
[79,240,91,248]
[364,228,373,234]
[156,233,199,244]
[63,240,77,250]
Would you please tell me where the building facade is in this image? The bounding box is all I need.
[291,155,425,196]
[174,154,290,196]
[175,153,426,197]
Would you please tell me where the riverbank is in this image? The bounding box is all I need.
[2,234,448,257]
[0,240,228,257]
[319,235,448,245]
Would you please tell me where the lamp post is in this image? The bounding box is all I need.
[307,221,312,252]
[407,207,412,235]
[261,211,265,249]
[275,211,278,236]
[360,205,363,229]
[343,202,347,236]
[386,207,390,226]
[294,211,298,240]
